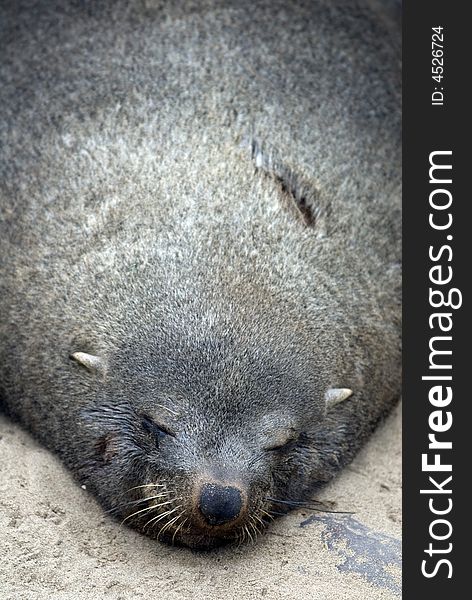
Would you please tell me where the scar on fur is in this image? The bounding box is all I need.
[249,139,320,227]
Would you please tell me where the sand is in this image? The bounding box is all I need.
[0,403,401,600]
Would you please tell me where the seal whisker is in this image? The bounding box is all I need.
[107,492,172,515]
[237,527,246,547]
[171,515,188,545]
[149,507,183,535]
[249,516,260,540]
[120,505,156,525]
[143,504,183,531]
[143,508,175,532]
[105,492,169,514]
[265,497,352,514]
[235,529,243,548]
[125,483,167,494]
[254,512,268,529]
[139,493,171,501]
[265,496,324,506]
[244,524,254,545]
[121,499,178,525]
[260,508,275,521]
[157,511,184,541]
[147,498,180,509]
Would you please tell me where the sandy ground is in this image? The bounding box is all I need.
[0,403,401,600]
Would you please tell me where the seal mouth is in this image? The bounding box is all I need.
[155,516,269,550]
[160,529,236,550]
[139,508,264,549]
[156,500,275,549]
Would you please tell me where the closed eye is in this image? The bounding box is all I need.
[264,432,300,452]
[140,414,175,441]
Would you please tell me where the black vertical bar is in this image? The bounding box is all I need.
[403,2,469,597]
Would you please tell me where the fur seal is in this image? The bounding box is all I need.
[0,0,401,549]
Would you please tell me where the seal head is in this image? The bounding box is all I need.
[71,316,353,549]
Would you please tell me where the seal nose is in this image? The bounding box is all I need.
[199,483,242,526]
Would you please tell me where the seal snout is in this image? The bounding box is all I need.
[198,483,243,526]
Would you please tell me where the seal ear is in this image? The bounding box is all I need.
[325,388,353,410]
[70,352,106,374]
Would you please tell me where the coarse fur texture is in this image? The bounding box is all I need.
[0,0,401,549]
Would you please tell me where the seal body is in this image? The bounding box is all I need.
[0,0,401,548]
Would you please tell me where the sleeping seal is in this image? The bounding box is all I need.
[0,0,401,549]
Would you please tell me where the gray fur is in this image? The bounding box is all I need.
[0,0,401,548]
